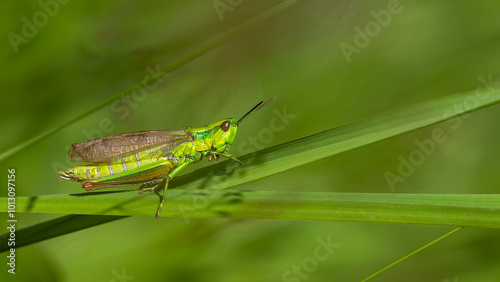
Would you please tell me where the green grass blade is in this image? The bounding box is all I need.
[2,192,499,228]
[0,0,297,162]
[170,86,500,191]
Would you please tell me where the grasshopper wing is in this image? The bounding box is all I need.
[68,130,189,163]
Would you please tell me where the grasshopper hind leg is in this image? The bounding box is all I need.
[155,178,169,218]
[152,162,189,218]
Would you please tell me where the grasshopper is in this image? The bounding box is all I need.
[58,97,275,218]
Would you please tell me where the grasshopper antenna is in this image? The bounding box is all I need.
[238,97,276,124]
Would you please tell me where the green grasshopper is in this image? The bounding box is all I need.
[58,97,275,218]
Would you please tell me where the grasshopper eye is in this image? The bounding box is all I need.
[221,121,230,132]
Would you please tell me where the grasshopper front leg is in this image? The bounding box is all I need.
[211,152,242,165]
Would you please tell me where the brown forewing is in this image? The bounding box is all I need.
[68,130,189,163]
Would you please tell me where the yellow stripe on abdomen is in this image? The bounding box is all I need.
[66,149,169,181]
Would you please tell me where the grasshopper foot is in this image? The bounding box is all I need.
[155,200,164,218]
[139,187,156,194]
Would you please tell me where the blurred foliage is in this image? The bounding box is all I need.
[1,1,499,281]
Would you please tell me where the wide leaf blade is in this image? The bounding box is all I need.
[1,87,500,250]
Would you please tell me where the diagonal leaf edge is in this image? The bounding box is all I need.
[0,215,126,252]
[360,227,464,281]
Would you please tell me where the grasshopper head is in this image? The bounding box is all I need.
[212,118,238,153]
[189,97,276,155]
[212,97,276,154]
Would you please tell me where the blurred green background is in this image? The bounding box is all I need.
[1,1,499,281]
